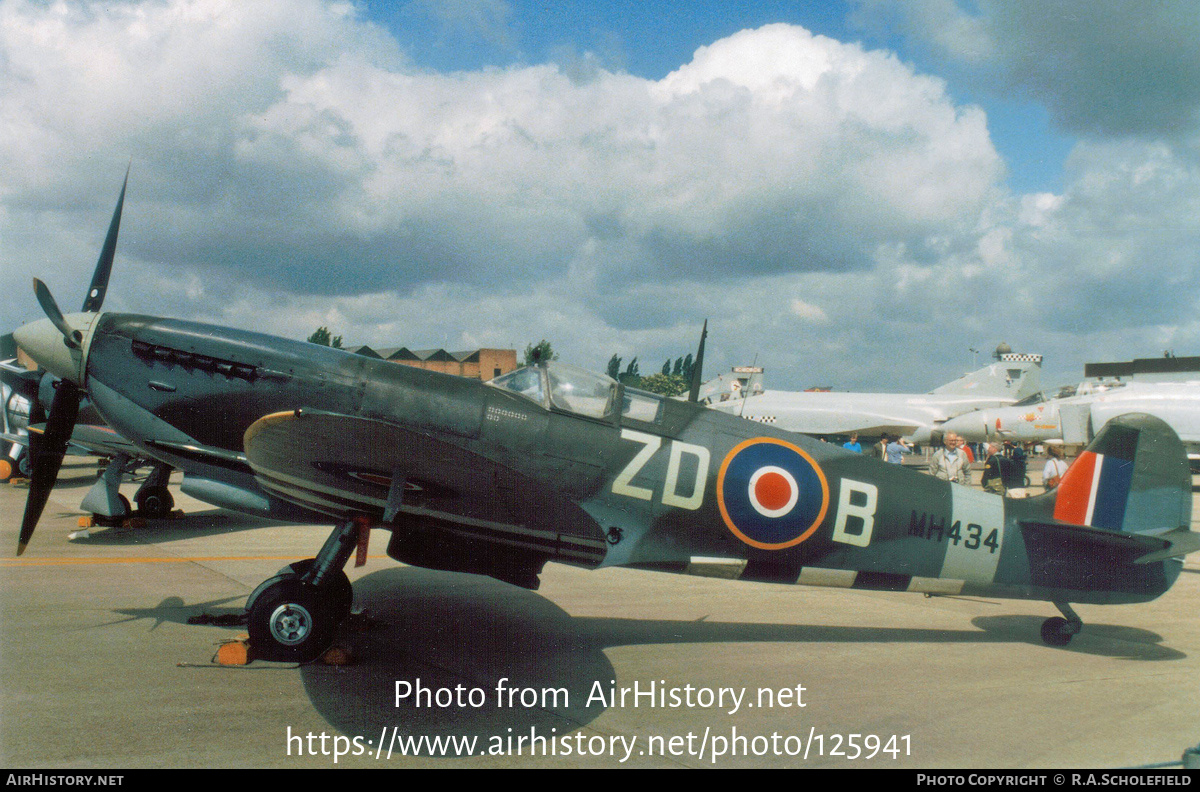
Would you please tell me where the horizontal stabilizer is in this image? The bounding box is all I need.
[1132,528,1200,564]
[1020,519,1169,556]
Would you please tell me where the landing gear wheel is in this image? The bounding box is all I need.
[1040,616,1076,646]
[18,454,33,478]
[136,486,174,518]
[248,578,331,662]
[118,494,132,517]
[279,559,353,622]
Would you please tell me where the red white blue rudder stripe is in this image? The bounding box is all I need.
[1053,438,1136,530]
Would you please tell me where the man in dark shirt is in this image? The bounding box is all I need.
[981,443,1011,495]
[1003,441,1027,489]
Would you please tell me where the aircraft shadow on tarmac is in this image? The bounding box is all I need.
[287,567,1185,755]
[98,595,246,631]
[64,509,289,545]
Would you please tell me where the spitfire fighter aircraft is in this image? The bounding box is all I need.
[12,179,1198,661]
[705,346,1043,445]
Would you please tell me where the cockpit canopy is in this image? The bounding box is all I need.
[489,362,617,419]
[1010,380,1126,407]
[487,362,666,424]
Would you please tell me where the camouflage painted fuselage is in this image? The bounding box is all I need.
[75,313,1192,607]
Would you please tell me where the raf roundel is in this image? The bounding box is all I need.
[717,438,830,550]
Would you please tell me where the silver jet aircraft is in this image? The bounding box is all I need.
[707,347,1043,445]
[941,380,1200,470]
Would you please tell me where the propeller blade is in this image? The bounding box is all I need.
[687,319,708,403]
[82,166,129,313]
[17,380,80,555]
[33,278,82,349]
[28,379,47,427]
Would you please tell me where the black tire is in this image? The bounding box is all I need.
[1040,616,1074,646]
[281,558,354,621]
[18,454,33,478]
[118,493,132,517]
[136,486,174,518]
[247,578,331,662]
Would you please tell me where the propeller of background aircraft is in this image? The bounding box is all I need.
[15,170,127,555]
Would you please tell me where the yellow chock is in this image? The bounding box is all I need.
[77,515,97,529]
[216,639,251,666]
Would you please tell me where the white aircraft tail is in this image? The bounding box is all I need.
[930,352,1042,401]
[696,367,764,405]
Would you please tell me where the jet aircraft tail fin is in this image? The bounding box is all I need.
[930,352,1042,401]
[1046,413,1192,538]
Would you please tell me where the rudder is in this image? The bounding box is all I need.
[1052,413,1191,535]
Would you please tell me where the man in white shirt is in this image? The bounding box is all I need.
[928,432,971,485]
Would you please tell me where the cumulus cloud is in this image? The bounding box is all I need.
[854,0,1200,138]
[2,0,1197,392]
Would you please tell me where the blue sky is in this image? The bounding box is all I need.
[2,0,1198,391]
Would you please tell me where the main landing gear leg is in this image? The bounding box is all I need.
[134,463,175,518]
[1041,602,1083,646]
[246,517,366,662]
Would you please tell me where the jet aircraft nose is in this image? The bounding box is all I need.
[13,313,95,386]
[940,411,990,442]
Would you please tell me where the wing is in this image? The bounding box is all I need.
[25,422,140,458]
[242,409,608,569]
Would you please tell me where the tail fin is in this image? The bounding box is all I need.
[931,353,1042,401]
[1051,413,1191,535]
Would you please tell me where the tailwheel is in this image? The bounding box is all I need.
[1041,603,1082,646]
[247,576,334,662]
[1040,617,1074,646]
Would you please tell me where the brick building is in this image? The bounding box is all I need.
[350,345,519,381]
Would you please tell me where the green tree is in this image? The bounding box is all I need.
[307,326,343,348]
[607,354,622,379]
[618,357,641,386]
[524,339,557,366]
[638,373,689,397]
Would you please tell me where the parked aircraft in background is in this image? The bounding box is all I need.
[705,346,1043,445]
[12,174,1198,664]
[696,365,764,405]
[1,359,33,481]
[2,356,178,518]
[941,380,1200,470]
